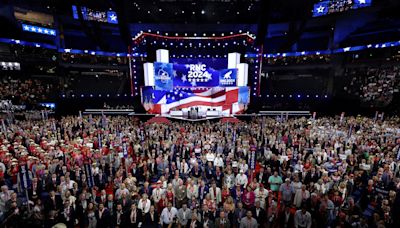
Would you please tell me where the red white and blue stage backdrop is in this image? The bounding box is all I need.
[141,86,249,114]
[141,55,249,115]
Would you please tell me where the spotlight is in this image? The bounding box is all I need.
[297,95,301,98]
[201,10,205,14]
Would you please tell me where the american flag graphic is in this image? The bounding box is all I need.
[142,86,249,114]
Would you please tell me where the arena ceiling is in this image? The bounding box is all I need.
[14,0,320,24]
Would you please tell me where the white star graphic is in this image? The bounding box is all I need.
[204,72,212,81]
[171,96,175,100]
[173,70,177,77]
[23,25,30,31]
[38,28,43,33]
[110,14,117,21]
[50,30,55,35]
[317,5,325,13]
[191,81,197,87]
[44,29,49,34]
[181,74,187,82]
[185,64,189,69]
[31,27,36,32]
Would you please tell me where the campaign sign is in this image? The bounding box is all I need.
[154,62,174,91]
[219,69,237,87]
[248,146,257,170]
[238,87,250,104]
[173,63,220,87]
[19,164,31,190]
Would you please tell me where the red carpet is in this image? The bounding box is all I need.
[221,117,240,123]
[145,116,171,125]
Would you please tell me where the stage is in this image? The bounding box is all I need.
[163,114,223,122]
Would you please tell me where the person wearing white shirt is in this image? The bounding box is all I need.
[294,208,312,228]
[293,185,310,208]
[138,194,151,214]
[180,159,190,175]
[239,160,249,174]
[291,176,303,193]
[214,154,224,168]
[254,184,268,209]
[235,170,248,188]
[209,182,222,205]
[152,182,165,205]
[224,169,235,189]
[205,151,216,162]
[0,185,13,212]
[186,180,199,199]
[160,202,178,227]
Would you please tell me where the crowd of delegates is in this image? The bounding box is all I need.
[265,55,330,66]
[0,115,399,228]
[102,103,135,110]
[344,66,400,107]
[0,76,58,105]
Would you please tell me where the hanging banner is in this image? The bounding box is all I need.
[19,164,31,190]
[219,69,237,87]
[154,62,174,91]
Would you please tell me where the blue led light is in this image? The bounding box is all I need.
[22,24,56,36]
